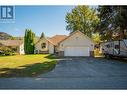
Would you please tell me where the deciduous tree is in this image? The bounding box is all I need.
[66,6,99,37]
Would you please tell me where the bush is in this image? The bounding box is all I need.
[0,46,16,56]
[4,51,15,56]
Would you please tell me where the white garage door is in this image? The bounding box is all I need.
[65,46,90,56]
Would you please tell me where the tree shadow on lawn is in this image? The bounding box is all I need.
[44,54,56,59]
[0,61,56,78]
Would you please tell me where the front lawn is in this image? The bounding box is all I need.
[0,54,57,77]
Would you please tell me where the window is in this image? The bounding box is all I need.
[115,45,120,49]
[106,44,110,48]
[41,43,46,49]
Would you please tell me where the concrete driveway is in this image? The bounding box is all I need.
[0,57,127,89]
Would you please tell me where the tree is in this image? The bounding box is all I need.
[92,33,101,44]
[65,6,99,37]
[97,6,127,40]
[40,32,45,39]
[115,6,127,39]
[24,29,35,54]
[97,6,114,41]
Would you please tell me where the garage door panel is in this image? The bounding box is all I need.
[65,46,89,56]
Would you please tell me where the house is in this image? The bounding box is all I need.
[35,31,95,57]
[0,40,25,55]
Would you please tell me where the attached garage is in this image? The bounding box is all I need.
[64,46,89,56]
[58,31,95,57]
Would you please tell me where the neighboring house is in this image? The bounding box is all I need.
[0,40,24,55]
[35,31,95,57]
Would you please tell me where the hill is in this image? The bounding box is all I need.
[0,32,40,42]
[0,32,12,40]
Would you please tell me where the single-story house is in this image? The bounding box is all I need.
[35,30,95,57]
[0,40,25,55]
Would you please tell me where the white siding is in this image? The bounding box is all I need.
[19,43,25,54]
[59,32,94,51]
[65,46,89,56]
[35,38,49,51]
[35,38,54,54]
[49,42,54,54]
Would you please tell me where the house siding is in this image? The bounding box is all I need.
[58,32,94,56]
[19,43,25,55]
[49,42,54,54]
[35,38,49,53]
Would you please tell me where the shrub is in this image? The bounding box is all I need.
[0,46,16,56]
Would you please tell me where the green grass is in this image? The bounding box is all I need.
[0,54,57,77]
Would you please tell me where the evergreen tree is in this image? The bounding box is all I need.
[97,6,127,40]
[24,29,35,54]
[40,32,45,39]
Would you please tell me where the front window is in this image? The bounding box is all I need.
[41,43,46,49]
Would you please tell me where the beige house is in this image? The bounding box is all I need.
[35,31,95,57]
[0,40,25,55]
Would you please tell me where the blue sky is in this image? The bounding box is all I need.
[0,6,75,37]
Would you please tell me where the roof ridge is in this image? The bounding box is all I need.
[47,35,68,45]
[51,35,67,37]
